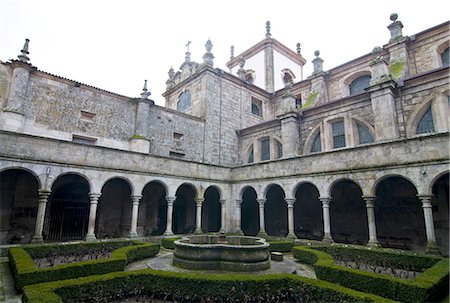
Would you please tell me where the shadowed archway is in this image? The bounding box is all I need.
[139,181,167,236]
[432,173,449,256]
[202,186,221,233]
[173,184,196,234]
[241,187,259,236]
[294,183,323,240]
[265,184,287,237]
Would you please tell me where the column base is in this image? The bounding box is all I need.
[194,229,203,234]
[257,231,268,238]
[287,233,297,240]
[425,243,441,255]
[367,240,380,247]
[31,236,44,244]
[321,235,334,243]
[85,234,97,242]
[164,230,174,236]
[129,232,139,238]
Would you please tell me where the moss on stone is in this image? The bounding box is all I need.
[303,91,318,109]
[130,134,145,139]
[389,60,405,80]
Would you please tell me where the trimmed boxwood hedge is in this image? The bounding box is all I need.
[292,245,449,303]
[22,267,397,303]
[161,237,181,249]
[268,240,295,252]
[9,240,160,290]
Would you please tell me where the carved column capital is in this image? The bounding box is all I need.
[319,197,331,206]
[257,198,266,206]
[89,193,101,204]
[285,198,296,207]
[362,195,376,208]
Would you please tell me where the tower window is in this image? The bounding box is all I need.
[177,90,191,112]
[416,107,435,134]
[295,95,302,108]
[332,121,346,148]
[260,137,270,161]
[349,75,371,95]
[357,123,374,144]
[251,97,262,117]
[276,140,282,159]
[311,132,321,153]
[441,47,449,66]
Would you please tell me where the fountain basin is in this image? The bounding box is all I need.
[173,235,270,271]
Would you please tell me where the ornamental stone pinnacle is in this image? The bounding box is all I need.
[266,21,271,38]
[202,39,214,67]
[296,43,301,55]
[140,80,151,99]
[168,67,175,79]
[230,45,235,59]
[18,38,30,63]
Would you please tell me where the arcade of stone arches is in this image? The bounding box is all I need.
[1,167,448,256]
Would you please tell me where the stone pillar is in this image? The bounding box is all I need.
[164,197,175,236]
[362,196,380,247]
[319,197,333,242]
[31,189,51,243]
[285,198,296,238]
[85,193,101,241]
[278,112,301,158]
[257,198,267,236]
[219,199,226,233]
[418,195,439,254]
[129,195,142,238]
[264,42,274,93]
[235,199,243,234]
[195,198,204,233]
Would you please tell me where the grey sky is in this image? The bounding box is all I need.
[1,0,448,105]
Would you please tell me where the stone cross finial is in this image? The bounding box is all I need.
[185,41,191,63]
[265,21,271,38]
[230,45,234,59]
[186,41,192,52]
[18,38,30,62]
[140,80,151,99]
[296,43,301,55]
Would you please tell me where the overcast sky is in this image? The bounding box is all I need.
[1,0,448,106]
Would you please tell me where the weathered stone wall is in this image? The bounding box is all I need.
[0,63,11,108]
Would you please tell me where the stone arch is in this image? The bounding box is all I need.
[372,174,418,197]
[49,171,93,194]
[303,123,323,154]
[406,98,435,137]
[202,186,221,233]
[96,178,133,239]
[0,166,42,188]
[264,184,287,237]
[139,180,168,236]
[241,186,259,236]
[374,176,426,250]
[431,172,449,256]
[173,183,197,234]
[46,173,91,241]
[0,168,40,244]
[329,179,368,244]
[100,176,135,196]
[431,38,450,68]
[340,69,372,97]
[351,116,375,144]
[327,177,363,198]
[294,182,323,240]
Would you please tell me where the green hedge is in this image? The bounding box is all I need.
[292,246,449,303]
[268,240,295,252]
[22,268,397,303]
[9,240,159,290]
[161,237,181,249]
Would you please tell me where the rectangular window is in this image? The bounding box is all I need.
[276,141,282,159]
[332,121,346,148]
[261,137,270,161]
[251,97,263,117]
[80,110,96,122]
[72,134,97,145]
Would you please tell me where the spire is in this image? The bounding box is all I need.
[18,38,30,63]
[202,38,214,67]
[185,41,192,63]
[296,43,301,55]
[140,80,151,99]
[265,21,271,38]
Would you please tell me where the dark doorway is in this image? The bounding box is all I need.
[265,184,287,237]
[294,183,323,240]
[202,186,221,233]
[241,187,259,236]
[173,184,196,234]
[140,181,167,236]
[330,180,368,245]
[432,173,449,256]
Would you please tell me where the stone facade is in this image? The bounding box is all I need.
[0,15,449,255]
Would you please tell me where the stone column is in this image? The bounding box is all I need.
[235,199,243,234]
[320,197,333,242]
[219,199,226,233]
[31,189,51,243]
[85,193,101,241]
[285,198,296,238]
[362,196,379,247]
[257,198,267,236]
[164,197,175,236]
[418,195,439,253]
[195,198,204,233]
[129,195,142,238]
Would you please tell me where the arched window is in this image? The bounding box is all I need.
[332,121,346,148]
[177,90,191,112]
[260,137,270,161]
[357,123,374,144]
[416,106,435,134]
[349,75,371,95]
[251,97,262,116]
[441,47,449,66]
[247,145,254,163]
[311,132,321,153]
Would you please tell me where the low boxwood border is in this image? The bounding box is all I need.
[292,245,449,302]
[9,240,160,290]
[161,237,181,249]
[22,268,397,303]
[268,240,295,252]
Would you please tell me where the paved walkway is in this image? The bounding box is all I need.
[0,257,22,303]
[125,249,316,278]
